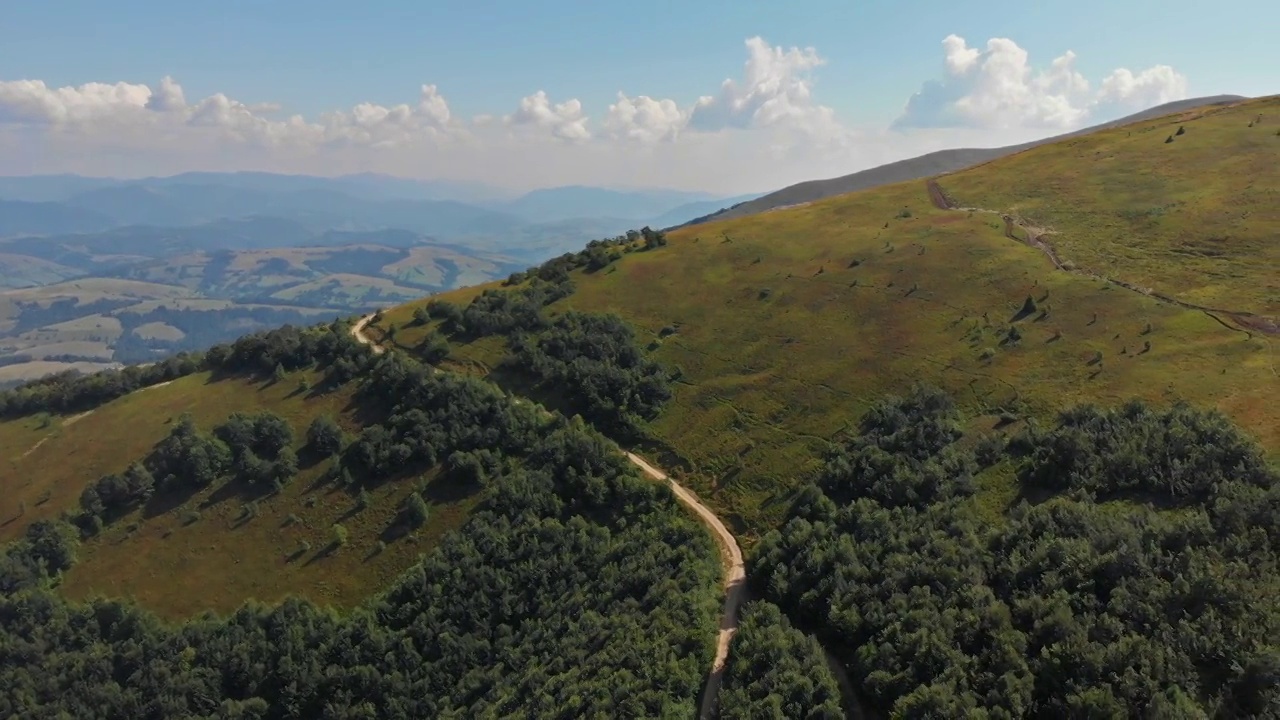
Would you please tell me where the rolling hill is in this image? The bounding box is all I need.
[1,95,1278,718]
[681,94,1248,227]
[373,93,1280,534]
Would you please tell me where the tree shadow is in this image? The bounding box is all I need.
[302,541,341,567]
[143,485,204,520]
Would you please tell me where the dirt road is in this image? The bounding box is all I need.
[925,179,1279,338]
[350,314,386,354]
[351,314,747,718]
[627,452,746,719]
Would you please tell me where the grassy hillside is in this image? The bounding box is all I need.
[687,94,1247,226]
[943,95,1279,320]
[0,366,481,619]
[0,314,725,718]
[373,96,1279,538]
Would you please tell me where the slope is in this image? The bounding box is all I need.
[353,314,748,718]
[373,95,1279,537]
[685,94,1247,226]
[0,362,479,619]
[0,313,726,717]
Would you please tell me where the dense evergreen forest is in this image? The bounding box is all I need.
[716,600,844,719]
[752,386,1280,717]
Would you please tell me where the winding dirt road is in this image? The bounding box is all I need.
[351,314,747,718]
[627,452,746,720]
[926,179,1279,338]
[350,314,386,354]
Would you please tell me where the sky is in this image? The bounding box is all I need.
[1,0,1274,195]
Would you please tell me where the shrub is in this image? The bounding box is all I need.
[405,492,430,528]
[1175,125,1186,136]
[332,524,348,547]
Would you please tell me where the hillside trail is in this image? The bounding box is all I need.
[352,315,747,719]
[925,179,1280,343]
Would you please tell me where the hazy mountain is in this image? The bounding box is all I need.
[651,193,762,230]
[491,185,725,223]
[0,199,116,237]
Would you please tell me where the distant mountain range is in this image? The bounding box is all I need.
[0,173,757,383]
[0,173,760,240]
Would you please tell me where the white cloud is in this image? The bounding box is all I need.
[603,92,686,144]
[506,90,591,142]
[895,34,1188,130]
[1097,65,1189,110]
[689,36,838,138]
[0,34,1192,194]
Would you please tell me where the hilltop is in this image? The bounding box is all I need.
[374,94,1280,535]
[681,94,1247,227]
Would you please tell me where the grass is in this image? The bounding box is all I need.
[0,368,479,619]
[944,95,1280,318]
[372,100,1280,540]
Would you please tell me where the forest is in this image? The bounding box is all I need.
[751,386,1280,717]
[0,318,723,718]
[7,215,1278,716]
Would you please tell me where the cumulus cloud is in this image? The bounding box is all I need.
[506,90,590,142]
[1097,65,1189,110]
[0,33,1193,194]
[603,92,686,144]
[689,36,837,138]
[895,34,1188,130]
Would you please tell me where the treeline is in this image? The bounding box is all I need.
[0,320,367,419]
[512,311,672,434]
[415,230,673,436]
[751,386,1280,717]
[78,411,299,532]
[717,600,844,719]
[501,225,668,287]
[0,346,721,718]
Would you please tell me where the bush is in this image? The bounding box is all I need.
[405,492,430,528]
[332,523,349,547]
[307,415,345,456]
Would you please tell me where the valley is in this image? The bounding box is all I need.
[0,175,748,385]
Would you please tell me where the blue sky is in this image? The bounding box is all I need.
[0,0,1274,191]
[4,0,1273,123]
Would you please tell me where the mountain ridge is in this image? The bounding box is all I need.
[678,94,1250,227]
